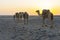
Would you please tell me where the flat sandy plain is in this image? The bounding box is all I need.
[0,15,60,40]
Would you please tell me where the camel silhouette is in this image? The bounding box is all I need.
[23,12,29,24]
[13,12,19,22]
[36,9,54,28]
[13,12,29,24]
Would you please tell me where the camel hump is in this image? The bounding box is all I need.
[42,9,50,16]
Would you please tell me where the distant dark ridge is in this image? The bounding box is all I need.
[0,15,13,18]
[54,15,60,17]
[29,15,60,17]
[0,15,36,16]
[0,15,13,16]
[0,15,60,17]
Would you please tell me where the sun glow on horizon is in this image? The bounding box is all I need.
[37,0,54,9]
[0,0,60,15]
[36,0,60,15]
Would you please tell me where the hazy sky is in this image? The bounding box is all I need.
[0,0,60,15]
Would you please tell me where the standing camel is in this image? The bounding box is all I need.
[19,12,24,21]
[23,12,29,24]
[36,9,53,28]
[13,12,19,22]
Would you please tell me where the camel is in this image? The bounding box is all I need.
[19,12,24,21]
[23,12,29,24]
[36,9,54,28]
[13,12,19,22]
[13,12,29,24]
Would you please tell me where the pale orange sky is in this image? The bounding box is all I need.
[0,0,60,15]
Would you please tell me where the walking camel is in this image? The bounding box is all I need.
[36,9,54,28]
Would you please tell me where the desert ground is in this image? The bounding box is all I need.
[0,15,60,40]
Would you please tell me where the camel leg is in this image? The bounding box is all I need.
[24,19,28,24]
[19,18,22,23]
[24,18,25,24]
[15,18,17,23]
[48,17,53,28]
[25,18,28,24]
[26,18,28,24]
[15,17,17,22]
[16,17,19,23]
[42,18,45,27]
[49,16,53,28]
[24,18,28,25]
[50,20,53,28]
[13,15,15,21]
[27,19,28,24]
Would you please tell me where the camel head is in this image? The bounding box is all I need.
[36,10,41,16]
[36,10,40,13]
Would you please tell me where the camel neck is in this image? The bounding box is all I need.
[37,11,40,16]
